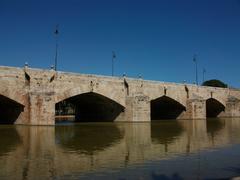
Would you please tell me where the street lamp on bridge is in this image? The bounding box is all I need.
[54,24,59,71]
[112,51,116,76]
[193,55,198,85]
[202,68,206,83]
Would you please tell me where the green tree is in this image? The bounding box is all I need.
[202,79,228,88]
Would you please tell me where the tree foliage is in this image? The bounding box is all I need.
[202,79,228,88]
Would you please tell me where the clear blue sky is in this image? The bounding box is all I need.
[1,0,240,87]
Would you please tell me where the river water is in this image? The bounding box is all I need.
[1,118,240,179]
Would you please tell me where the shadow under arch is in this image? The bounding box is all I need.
[151,121,184,145]
[55,124,123,155]
[206,98,225,118]
[151,96,186,120]
[0,95,24,124]
[55,92,125,122]
[0,126,21,156]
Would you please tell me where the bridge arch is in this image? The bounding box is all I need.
[55,87,125,107]
[206,98,225,118]
[55,88,125,122]
[0,94,25,124]
[0,88,25,106]
[150,95,186,120]
[149,90,187,108]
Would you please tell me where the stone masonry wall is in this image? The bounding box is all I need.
[0,66,240,125]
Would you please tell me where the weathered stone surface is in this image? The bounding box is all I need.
[0,66,240,125]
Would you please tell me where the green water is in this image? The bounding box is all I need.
[1,118,240,179]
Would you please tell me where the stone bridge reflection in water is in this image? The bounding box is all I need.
[1,118,240,179]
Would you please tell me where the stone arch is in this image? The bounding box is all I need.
[206,98,225,118]
[206,96,226,108]
[150,95,186,120]
[55,88,125,122]
[149,91,187,108]
[55,87,125,107]
[0,94,25,124]
[0,88,25,106]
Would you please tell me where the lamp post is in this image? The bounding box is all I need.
[202,68,206,83]
[112,51,116,76]
[193,55,198,85]
[54,25,59,71]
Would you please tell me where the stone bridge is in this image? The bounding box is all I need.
[0,66,240,125]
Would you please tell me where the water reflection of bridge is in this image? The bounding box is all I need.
[1,118,240,179]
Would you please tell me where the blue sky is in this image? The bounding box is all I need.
[1,0,240,87]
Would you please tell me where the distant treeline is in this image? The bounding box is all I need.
[202,79,228,88]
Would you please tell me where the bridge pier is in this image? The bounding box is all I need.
[219,96,240,118]
[14,96,30,125]
[183,98,206,120]
[122,94,151,122]
[17,68,56,125]
[28,92,55,125]
[14,92,55,125]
